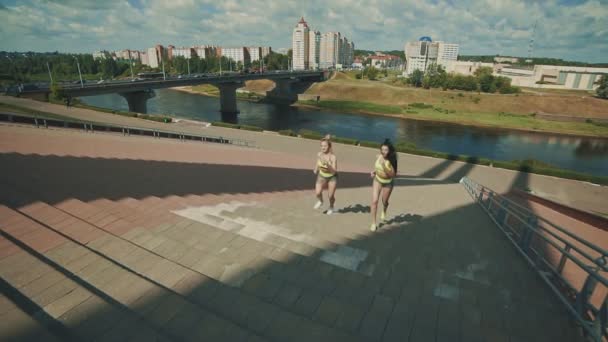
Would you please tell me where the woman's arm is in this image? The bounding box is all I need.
[382,158,396,178]
[325,155,337,174]
[313,153,319,174]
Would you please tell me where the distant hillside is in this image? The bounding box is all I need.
[354,49,405,59]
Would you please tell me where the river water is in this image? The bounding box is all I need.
[80,89,608,177]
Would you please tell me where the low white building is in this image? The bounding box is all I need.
[147,47,159,68]
[173,47,194,59]
[442,60,495,76]
[222,47,247,64]
[93,50,111,60]
[246,47,261,62]
[506,65,607,90]
[439,60,607,91]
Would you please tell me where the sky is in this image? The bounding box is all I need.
[0,0,606,63]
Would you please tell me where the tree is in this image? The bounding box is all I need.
[365,66,379,80]
[409,69,424,87]
[478,73,496,93]
[597,75,608,99]
[474,66,493,78]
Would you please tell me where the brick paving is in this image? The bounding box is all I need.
[0,122,601,341]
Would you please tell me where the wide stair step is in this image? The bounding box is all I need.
[7,200,368,341]
[0,204,265,342]
[70,198,400,341]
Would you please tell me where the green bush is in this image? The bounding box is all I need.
[409,102,433,109]
[499,86,521,94]
[298,129,323,140]
[331,136,358,145]
[355,74,362,79]
[359,140,381,148]
[405,110,418,114]
[239,124,264,132]
[278,129,297,136]
[211,121,240,129]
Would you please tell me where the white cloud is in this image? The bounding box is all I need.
[0,0,606,62]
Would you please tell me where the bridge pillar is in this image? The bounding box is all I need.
[119,90,155,113]
[266,79,299,104]
[266,78,318,105]
[217,82,243,114]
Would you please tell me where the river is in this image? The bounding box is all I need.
[79,89,608,177]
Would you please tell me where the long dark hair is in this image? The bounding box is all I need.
[382,139,398,172]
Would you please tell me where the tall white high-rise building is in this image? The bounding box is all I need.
[292,17,310,70]
[308,30,320,70]
[291,17,354,70]
[404,37,458,74]
[320,32,340,69]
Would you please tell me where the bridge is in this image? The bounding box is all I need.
[12,71,327,114]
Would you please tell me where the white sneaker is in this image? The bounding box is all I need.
[326,207,334,215]
[370,223,377,232]
[313,201,323,210]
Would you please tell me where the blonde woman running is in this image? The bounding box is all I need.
[370,139,397,231]
[313,135,338,215]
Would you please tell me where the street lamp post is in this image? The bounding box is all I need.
[5,55,17,83]
[128,57,134,80]
[161,59,166,80]
[73,56,83,88]
[187,58,190,76]
[46,61,53,84]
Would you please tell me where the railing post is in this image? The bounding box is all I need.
[557,244,572,275]
[591,297,607,342]
[487,191,494,212]
[576,274,598,321]
[520,215,537,253]
[497,199,508,227]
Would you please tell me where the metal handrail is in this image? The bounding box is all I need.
[460,176,608,342]
[0,112,256,148]
[499,190,608,263]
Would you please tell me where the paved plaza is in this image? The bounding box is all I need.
[0,122,596,341]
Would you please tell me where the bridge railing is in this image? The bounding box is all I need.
[0,113,256,148]
[460,176,607,341]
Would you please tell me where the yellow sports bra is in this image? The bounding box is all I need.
[375,157,393,184]
[317,155,335,178]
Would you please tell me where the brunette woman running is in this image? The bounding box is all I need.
[370,139,397,231]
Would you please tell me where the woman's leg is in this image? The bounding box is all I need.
[327,178,337,213]
[381,183,394,220]
[314,177,325,209]
[370,180,382,230]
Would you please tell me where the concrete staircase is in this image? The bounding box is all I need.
[0,179,586,342]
